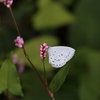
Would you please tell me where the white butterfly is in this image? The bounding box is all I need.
[48,46,75,68]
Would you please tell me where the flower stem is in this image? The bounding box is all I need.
[42,60,47,84]
[9,7,55,100]
[22,45,55,99]
[9,7,21,36]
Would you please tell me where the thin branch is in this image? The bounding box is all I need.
[9,7,21,36]
[42,60,47,84]
[8,6,55,100]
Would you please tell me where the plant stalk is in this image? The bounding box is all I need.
[9,7,55,100]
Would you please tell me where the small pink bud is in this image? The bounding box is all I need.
[43,53,46,57]
[43,43,47,46]
[45,46,48,48]
[40,48,42,51]
[40,51,43,54]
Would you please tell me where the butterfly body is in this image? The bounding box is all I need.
[48,46,75,68]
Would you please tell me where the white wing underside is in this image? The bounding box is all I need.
[48,46,75,68]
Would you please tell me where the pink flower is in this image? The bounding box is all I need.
[12,54,25,75]
[3,0,13,8]
[14,36,24,48]
[40,43,48,60]
[12,54,18,64]
[18,60,25,75]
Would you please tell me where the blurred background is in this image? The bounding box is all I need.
[0,0,100,100]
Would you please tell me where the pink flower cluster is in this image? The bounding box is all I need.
[12,54,25,75]
[18,60,25,75]
[40,43,48,60]
[12,54,18,63]
[2,0,13,8]
[14,36,24,48]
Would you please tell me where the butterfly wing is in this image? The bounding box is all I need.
[48,46,75,68]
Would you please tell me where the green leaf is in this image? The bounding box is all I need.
[49,63,71,93]
[0,52,23,96]
[33,0,74,30]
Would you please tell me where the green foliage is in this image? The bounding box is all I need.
[78,48,100,100]
[49,62,71,93]
[70,47,100,100]
[68,0,100,99]
[33,0,74,30]
[0,52,23,96]
[69,0,100,49]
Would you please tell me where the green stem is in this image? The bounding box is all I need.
[42,60,47,84]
